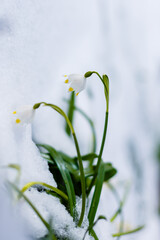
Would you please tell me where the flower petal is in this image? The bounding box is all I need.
[14,105,35,124]
[69,77,86,93]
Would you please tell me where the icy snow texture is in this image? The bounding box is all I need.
[20,189,92,240]
[0,0,160,240]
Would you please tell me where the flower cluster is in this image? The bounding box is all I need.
[13,74,87,124]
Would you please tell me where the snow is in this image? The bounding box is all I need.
[20,189,93,240]
[0,187,30,240]
[0,0,160,239]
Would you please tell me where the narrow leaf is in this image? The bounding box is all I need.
[74,153,98,162]
[83,215,107,240]
[21,181,68,201]
[112,225,144,237]
[88,162,105,227]
[39,144,76,217]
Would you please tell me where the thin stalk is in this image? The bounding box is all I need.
[91,72,103,84]
[108,182,122,223]
[65,92,75,136]
[109,182,130,223]
[109,182,130,240]
[73,133,86,227]
[107,182,124,240]
[85,71,109,195]
[87,112,108,195]
[112,225,144,237]
[2,164,21,184]
[91,71,108,104]
[91,71,109,112]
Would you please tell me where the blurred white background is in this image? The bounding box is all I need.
[0,0,160,239]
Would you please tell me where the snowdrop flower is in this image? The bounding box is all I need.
[12,105,35,124]
[64,74,86,96]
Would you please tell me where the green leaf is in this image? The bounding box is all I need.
[59,151,78,167]
[41,150,102,181]
[21,181,68,202]
[102,75,109,95]
[84,163,117,184]
[109,182,130,223]
[67,161,116,184]
[7,164,21,172]
[40,153,54,164]
[39,144,76,218]
[102,74,109,111]
[83,215,107,240]
[90,229,99,240]
[104,163,117,181]
[112,225,144,237]
[45,190,63,201]
[39,147,79,181]
[74,153,98,162]
[39,146,78,167]
[88,162,105,227]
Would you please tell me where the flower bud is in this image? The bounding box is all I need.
[84,71,93,78]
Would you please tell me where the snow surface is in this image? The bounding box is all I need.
[0,187,30,240]
[0,0,160,239]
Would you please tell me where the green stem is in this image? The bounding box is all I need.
[87,112,108,195]
[90,229,99,240]
[73,133,86,227]
[112,225,144,237]
[65,92,75,136]
[91,71,103,83]
[95,112,108,171]
[85,71,109,195]
[91,71,109,110]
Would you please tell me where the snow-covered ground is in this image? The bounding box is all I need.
[0,0,160,239]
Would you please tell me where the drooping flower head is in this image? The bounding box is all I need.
[64,74,86,96]
[12,105,35,124]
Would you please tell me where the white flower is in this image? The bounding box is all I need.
[12,105,35,124]
[64,74,86,96]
